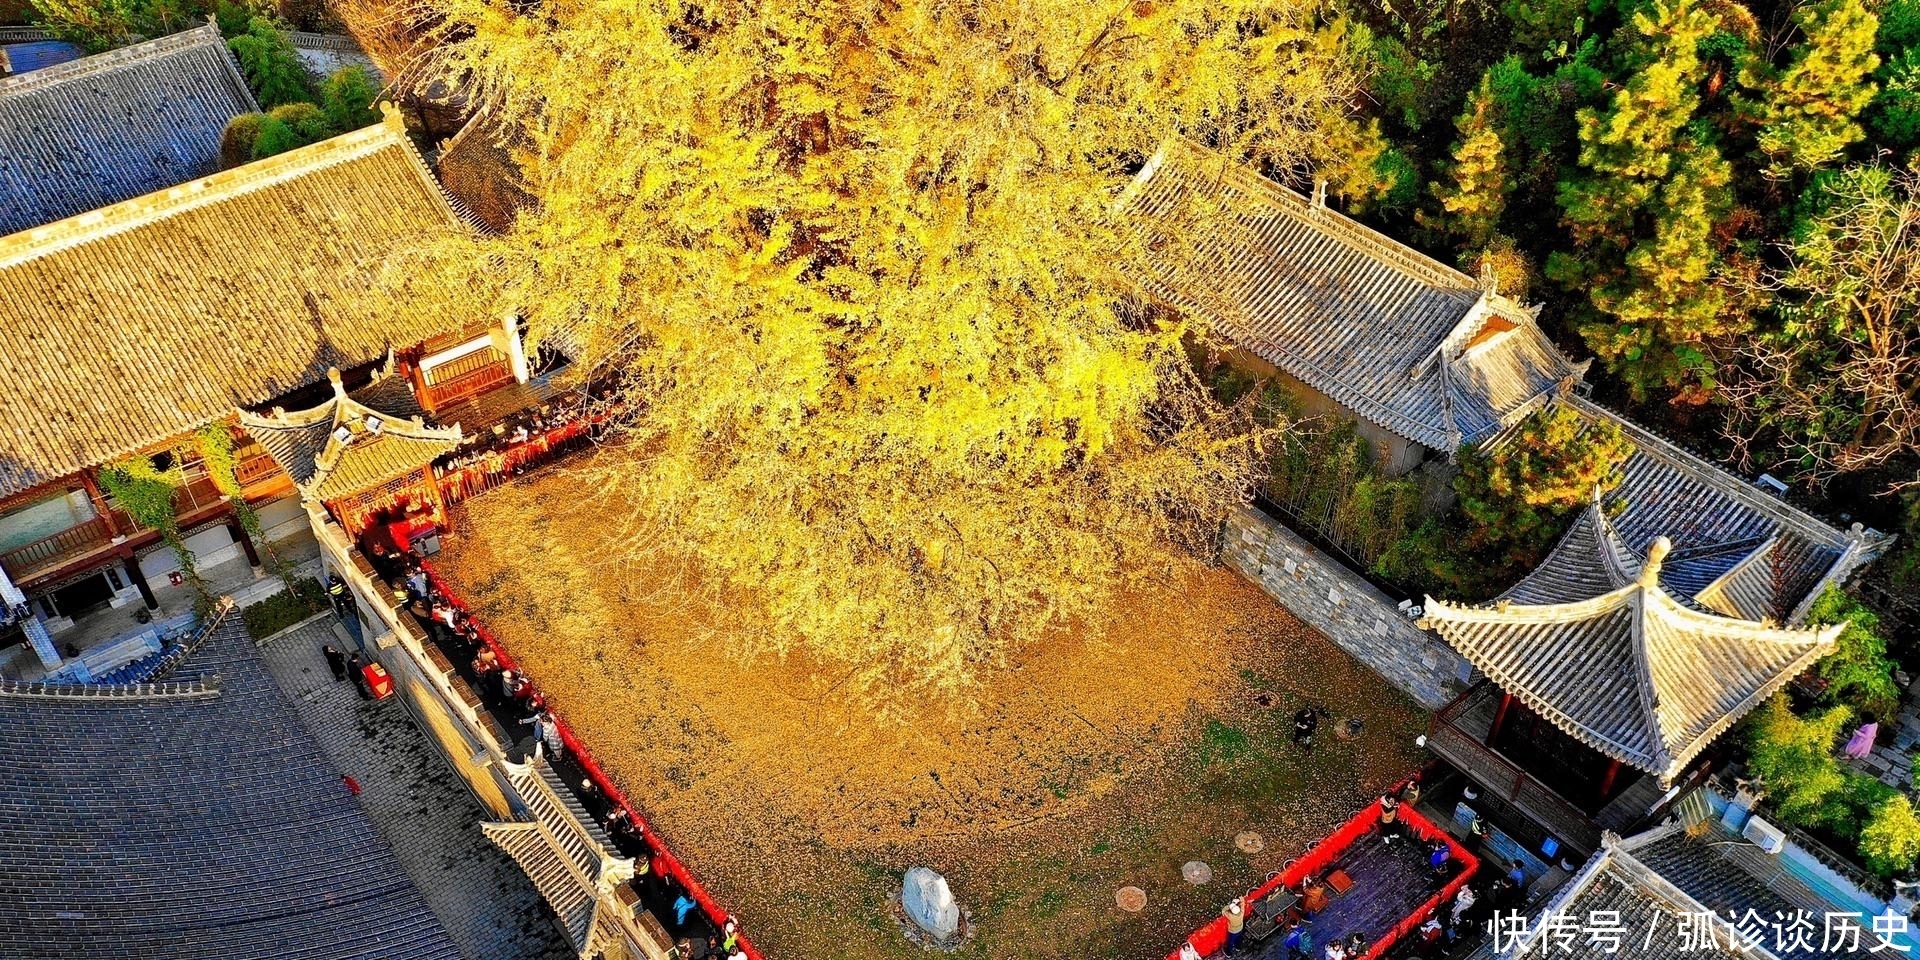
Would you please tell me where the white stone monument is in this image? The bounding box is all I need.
[902,866,960,941]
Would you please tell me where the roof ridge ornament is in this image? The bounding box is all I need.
[1310,177,1328,213]
[1640,536,1672,589]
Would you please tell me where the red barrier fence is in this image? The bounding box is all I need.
[1170,798,1479,960]
[422,564,764,960]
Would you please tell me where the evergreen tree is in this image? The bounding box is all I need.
[1552,0,1729,397]
[319,65,380,133]
[1557,0,1716,249]
[1861,795,1920,878]
[1745,0,1881,175]
[1421,76,1511,251]
[1581,136,1734,394]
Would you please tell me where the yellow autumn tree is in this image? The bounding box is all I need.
[376,0,1389,692]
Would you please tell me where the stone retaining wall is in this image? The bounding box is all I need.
[1223,505,1467,710]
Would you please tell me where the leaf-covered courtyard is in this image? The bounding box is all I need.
[436,454,1429,959]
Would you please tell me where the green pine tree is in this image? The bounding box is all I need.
[1421,75,1512,251]
[1581,135,1734,395]
[1746,0,1882,175]
[1553,0,1730,397]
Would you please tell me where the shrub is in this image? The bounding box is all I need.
[1861,795,1920,878]
[219,112,266,169]
[319,65,380,132]
[228,16,311,107]
[270,101,335,141]
[240,576,326,640]
[1746,695,1851,826]
[1805,586,1900,722]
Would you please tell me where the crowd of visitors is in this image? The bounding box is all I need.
[1195,777,1525,960]
[344,535,747,960]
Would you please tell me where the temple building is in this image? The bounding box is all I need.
[0,103,523,680]
[1420,500,1844,851]
[1118,135,1893,863]
[1119,135,1587,475]
[1500,817,1882,959]
[0,23,255,235]
[0,602,464,960]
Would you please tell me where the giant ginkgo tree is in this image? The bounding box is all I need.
[377,0,1389,691]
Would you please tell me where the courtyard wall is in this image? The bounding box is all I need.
[1222,505,1468,710]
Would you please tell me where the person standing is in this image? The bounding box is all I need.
[1282,922,1312,960]
[1466,811,1490,856]
[1223,897,1246,954]
[346,652,372,699]
[1293,707,1319,751]
[1377,793,1402,845]
[325,573,351,618]
[321,643,347,682]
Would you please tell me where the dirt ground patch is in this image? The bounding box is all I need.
[437,454,1431,959]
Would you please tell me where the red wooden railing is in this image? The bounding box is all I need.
[422,352,514,410]
[1170,800,1480,960]
[422,564,765,960]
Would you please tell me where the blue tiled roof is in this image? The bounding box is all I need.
[0,24,256,236]
[0,614,463,960]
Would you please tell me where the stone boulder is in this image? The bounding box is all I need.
[902,866,960,941]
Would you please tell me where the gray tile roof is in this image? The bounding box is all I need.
[1563,396,1886,624]
[1117,136,1584,451]
[1621,822,1874,960]
[1422,508,1843,782]
[1,38,85,76]
[0,24,256,236]
[0,608,463,960]
[1501,825,1875,959]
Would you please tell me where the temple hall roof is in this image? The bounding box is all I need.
[0,107,470,500]
[1560,396,1888,623]
[1421,509,1842,783]
[1117,136,1586,451]
[240,366,461,500]
[0,24,256,236]
[0,606,462,960]
[0,28,85,76]
[482,759,637,957]
[1499,823,1874,959]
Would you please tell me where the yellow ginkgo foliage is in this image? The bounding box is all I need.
[381,0,1387,692]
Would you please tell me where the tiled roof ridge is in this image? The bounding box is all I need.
[0,27,55,42]
[0,675,220,701]
[1506,829,1784,959]
[126,596,240,683]
[1565,395,1880,550]
[0,22,236,96]
[0,103,450,268]
[1132,137,1482,294]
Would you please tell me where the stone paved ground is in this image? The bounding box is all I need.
[259,616,573,960]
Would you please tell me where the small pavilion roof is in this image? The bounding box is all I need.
[482,759,636,957]
[1116,136,1586,451]
[1422,504,1842,783]
[0,23,256,236]
[0,106,469,500]
[240,366,460,500]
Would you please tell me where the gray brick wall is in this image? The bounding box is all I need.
[1223,505,1467,710]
